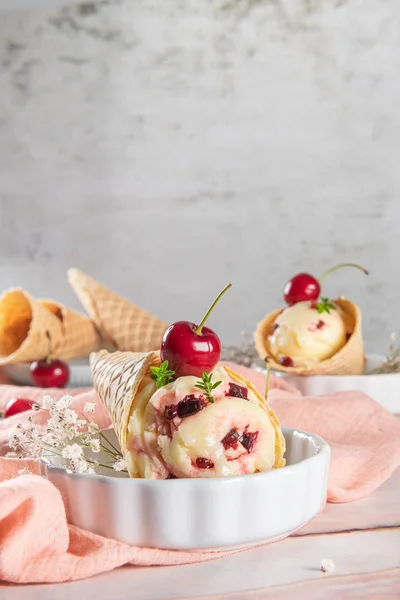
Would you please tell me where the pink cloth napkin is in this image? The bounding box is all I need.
[1,363,400,584]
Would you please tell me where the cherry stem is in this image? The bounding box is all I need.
[265,359,271,402]
[318,263,369,282]
[45,330,52,364]
[194,283,233,335]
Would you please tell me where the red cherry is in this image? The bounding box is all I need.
[30,359,70,388]
[160,283,232,378]
[283,263,368,306]
[4,398,35,418]
[283,273,320,306]
[29,330,70,388]
[161,321,221,378]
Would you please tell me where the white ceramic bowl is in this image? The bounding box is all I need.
[269,354,400,415]
[39,427,330,551]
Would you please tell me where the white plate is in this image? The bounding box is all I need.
[2,360,93,388]
[267,354,400,415]
[39,427,330,551]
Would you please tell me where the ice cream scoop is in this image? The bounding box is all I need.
[267,301,348,368]
[90,351,286,480]
[128,367,281,479]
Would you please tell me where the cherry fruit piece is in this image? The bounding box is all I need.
[283,263,368,306]
[280,356,294,367]
[160,283,232,378]
[284,273,320,306]
[227,382,248,400]
[195,457,214,469]
[30,331,70,388]
[30,359,70,388]
[4,398,35,418]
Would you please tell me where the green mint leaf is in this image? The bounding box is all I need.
[150,361,176,389]
[315,297,335,314]
[195,371,220,403]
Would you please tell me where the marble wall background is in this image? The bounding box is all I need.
[0,0,399,351]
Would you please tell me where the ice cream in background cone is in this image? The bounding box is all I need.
[39,300,102,361]
[0,289,64,365]
[254,297,365,376]
[68,269,168,353]
[91,350,285,479]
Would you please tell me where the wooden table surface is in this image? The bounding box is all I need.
[2,468,399,600]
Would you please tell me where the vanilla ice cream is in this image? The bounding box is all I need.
[268,301,348,368]
[126,366,284,479]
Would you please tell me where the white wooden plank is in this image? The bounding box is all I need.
[2,528,399,600]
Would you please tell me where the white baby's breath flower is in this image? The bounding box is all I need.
[73,459,90,474]
[113,458,128,472]
[84,402,96,413]
[9,435,21,451]
[86,466,96,474]
[5,451,18,458]
[18,467,32,476]
[62,444,84,460]
[63,408,79,425]
[56,395,74,410]
[88,421,100,433]
[90,439,101,453]
[42,395,55,410]
[320,558,335,573]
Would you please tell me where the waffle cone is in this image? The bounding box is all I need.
[254,297,365,376]
[39,300,102,361]
[68,269,168,352]
[223,366,286,468]
[91,350,286,475]
[90,350,157,460]
[0,289,63,365]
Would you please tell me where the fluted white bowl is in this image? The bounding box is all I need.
[271,354,400,414]
[40,427,330,551]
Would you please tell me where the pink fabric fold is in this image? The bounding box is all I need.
[0,362,399,584]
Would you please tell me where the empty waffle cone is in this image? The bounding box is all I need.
[0,289,63,365]
[68,268,168,353]
[254,297,365,376]
[90,349,157,465]
[39,300,102,361]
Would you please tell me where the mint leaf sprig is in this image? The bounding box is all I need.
[194,372,222,404]
[315,297,335,314]
[150,361,176,389]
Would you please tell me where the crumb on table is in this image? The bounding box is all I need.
[320,558,335,573]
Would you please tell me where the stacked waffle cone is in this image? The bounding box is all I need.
[254,297,365,376]
[0,270,169,364]
[68,269,168,353]
[0,289,65,366]
[39,300,102,361]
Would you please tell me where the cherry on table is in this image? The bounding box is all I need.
[160,283,232,378]
[30,359,70,388]
[29,331,70,388]
[4,398,36,418]
[283,263,368,306]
